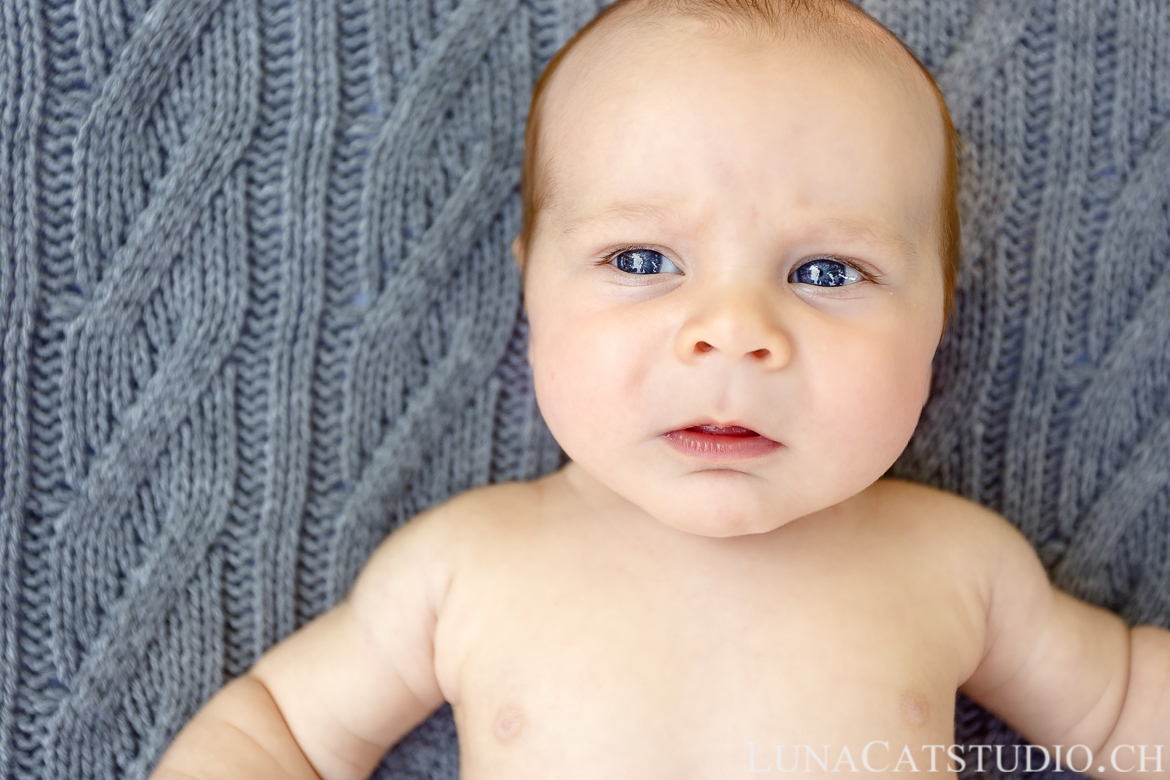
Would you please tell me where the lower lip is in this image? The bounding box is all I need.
[663,427,782,461]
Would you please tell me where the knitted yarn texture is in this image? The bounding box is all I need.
[0,1,1166,779]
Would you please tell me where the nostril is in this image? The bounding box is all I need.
[750,348,770,360]
[695,341,714,353]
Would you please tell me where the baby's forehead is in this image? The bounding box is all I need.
[541,17,940,179]
[539,7,936,154]
[568,3,920,86]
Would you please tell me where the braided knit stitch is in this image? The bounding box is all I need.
[884,0,1170,771]
[0,1,1166,779]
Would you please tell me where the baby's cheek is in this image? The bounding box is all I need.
[815,350,927,464]
[532,355,580,446]
[860,353,933,455]
[530,328,622,459]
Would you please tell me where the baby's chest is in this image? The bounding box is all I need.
[441,559,965,780]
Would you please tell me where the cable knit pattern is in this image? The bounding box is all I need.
[0,1,1165,778]
[883,1,1170,773]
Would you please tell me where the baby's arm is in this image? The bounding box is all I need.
[150,502,460,780]
[961,518,1170,778]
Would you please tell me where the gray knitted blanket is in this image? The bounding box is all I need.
[0,0,1166,778]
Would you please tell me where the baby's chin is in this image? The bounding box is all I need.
[630,470,830,538]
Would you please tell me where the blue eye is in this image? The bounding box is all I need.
[790,258,863,287]
[610,248,681,275]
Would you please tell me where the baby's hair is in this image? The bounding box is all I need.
[518,0,961,321]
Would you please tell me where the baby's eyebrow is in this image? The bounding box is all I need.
[559,202,681,237]
[559,204,921,261]
[815,216,920,261]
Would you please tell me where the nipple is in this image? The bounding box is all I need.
[494,703,525,742]
[900,691,930,727]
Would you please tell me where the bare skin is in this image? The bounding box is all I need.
[441,475,1003,777]
[150,11,1170,780]
[152,473,1168,780]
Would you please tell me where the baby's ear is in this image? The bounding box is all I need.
[511,236,525,270]
[512,237,532,369]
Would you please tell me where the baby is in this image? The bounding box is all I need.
[151,0,1170,778]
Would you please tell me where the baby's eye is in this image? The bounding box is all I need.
[789,258,864,287]
[610,248,681,275]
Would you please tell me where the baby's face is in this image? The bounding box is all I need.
[521,18,947,537]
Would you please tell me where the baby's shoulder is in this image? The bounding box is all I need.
[350,480,544,606]
[400,479,546,556]
[424,479,544,527]
[862,478,1037,568]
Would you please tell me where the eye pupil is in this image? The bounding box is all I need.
[615,249,663,274]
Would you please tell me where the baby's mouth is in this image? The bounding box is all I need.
[687,424,759,437]
[663,423,781,461]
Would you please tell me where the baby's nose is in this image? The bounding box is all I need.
[673,286,791,370]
